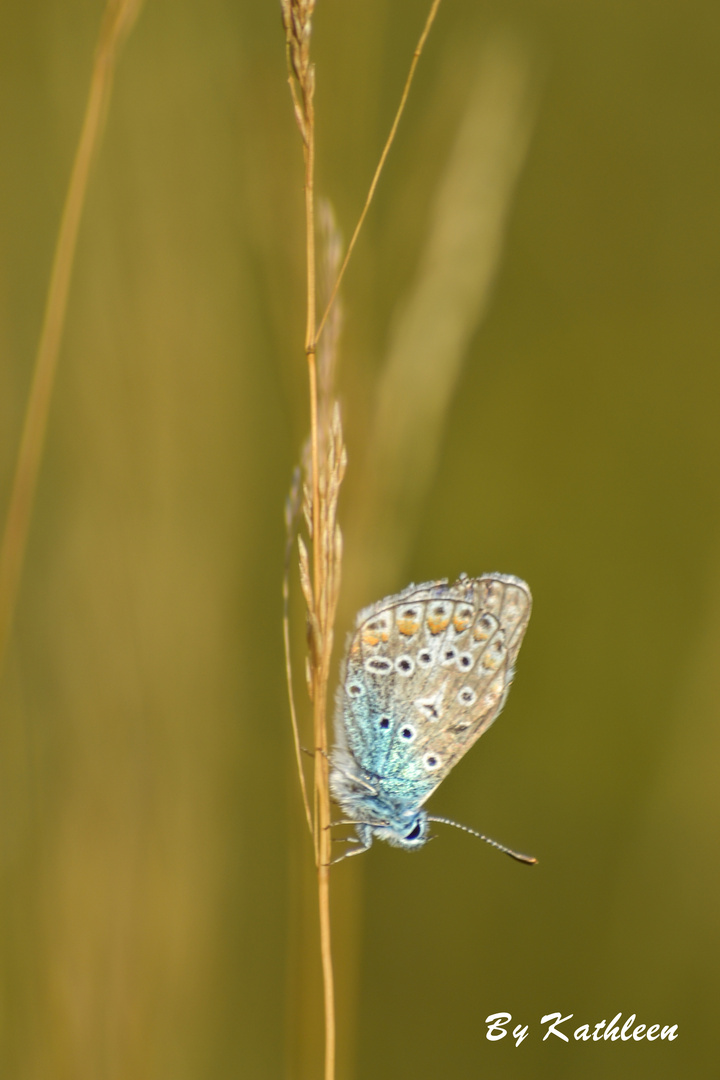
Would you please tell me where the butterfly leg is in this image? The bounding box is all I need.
[329,840,371,865]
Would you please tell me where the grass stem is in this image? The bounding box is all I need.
[315,0,444,345]
[0,0,143,676]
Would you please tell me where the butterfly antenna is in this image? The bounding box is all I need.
[427,816,537,865]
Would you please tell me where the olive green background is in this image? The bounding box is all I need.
[1,1,718,1077]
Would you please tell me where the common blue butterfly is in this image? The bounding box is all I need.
[329,573,535,862]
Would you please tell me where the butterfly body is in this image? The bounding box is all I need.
[329,573,532,853]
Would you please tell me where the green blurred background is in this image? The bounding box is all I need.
[1,0,719,1077]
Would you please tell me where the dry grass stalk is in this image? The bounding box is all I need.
[283,468,315,843]
[281,3,339,1077]
[315,0,444,344]
[0,0,145,676]
[281,5,444,1079]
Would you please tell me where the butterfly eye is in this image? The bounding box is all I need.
[400,725,416,742]
[405,821,422,841]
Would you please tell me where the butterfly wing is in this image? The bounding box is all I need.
[410,573,532,802]
[337,578,451,795]
[335,573,531,807]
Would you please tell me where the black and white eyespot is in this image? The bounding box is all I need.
[414,690,444,721]
[395,655,415,676]
[366,614,390,633]
[457,651,474,672]
[485,638,507,667]
[416,647,435,669]
[378,716,391,730]
[346,681,364,698]
[416,702,438,721]
[441,645,458,667]
[457,686,477,707]
[396,604,421,626]
[453,604,474,631]
[364,656,393,675]
[423,752,442,771]
[478,632,507,673]
[473,612,497,643]
[427,600,452,633]
[399,725,416,742]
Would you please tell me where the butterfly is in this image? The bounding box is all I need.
[329,573,535,862]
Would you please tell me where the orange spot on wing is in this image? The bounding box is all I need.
[397,617,419,636]
[481,648,501,671]
[427,615,450,634]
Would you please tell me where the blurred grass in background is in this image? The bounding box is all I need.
[1,1,719,1078]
